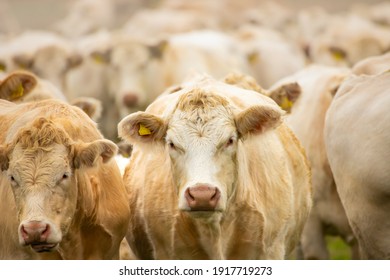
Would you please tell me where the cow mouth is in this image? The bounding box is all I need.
[30,243,58,253]
[184,209,223,219]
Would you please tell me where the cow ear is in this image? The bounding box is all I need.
[148,40,168,59]
[73,139,117,169]
[90,50,111,64]
[71,97,102,121]
[235,105,283,137]
[0,145,10,171]
[118,112,167,144]
[267,82,301,113]
[13,54,34,70]
[0,71,37,101]
[223,72,265,93]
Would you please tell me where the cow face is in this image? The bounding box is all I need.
[119,89,282,217]
[0,118,117,253]
[108,40,166,118]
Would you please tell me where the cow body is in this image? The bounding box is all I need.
[325,71,390,259]
[0,99,130,259]
[119,75,312,259]
[271,64,358,259]
[352,52,390,76]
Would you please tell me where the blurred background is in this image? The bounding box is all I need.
[0,0,388,31]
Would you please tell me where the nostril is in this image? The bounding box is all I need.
[41,224,50,240]
[20,225,29,240]
[210,188,220,200]
[186,188,195,201]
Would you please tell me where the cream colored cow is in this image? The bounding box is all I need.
[309,15,390,67]
[271,64,359,259]
[108,30,251,120]
[0,70,102,121]
[352,52,390,76]
[325,71,390,259]
[118,74,312,259]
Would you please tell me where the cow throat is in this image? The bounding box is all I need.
[181,212,225,259]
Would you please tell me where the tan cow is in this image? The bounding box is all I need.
[0,99,130,259]
[118,74,312,260]
[270,64,359,259]
[325,71,390,259]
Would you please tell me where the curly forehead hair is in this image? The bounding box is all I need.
[11,117,72,149]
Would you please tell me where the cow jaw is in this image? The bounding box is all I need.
[8,144,77,253]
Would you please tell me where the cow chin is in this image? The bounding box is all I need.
[30,242,59,253]
[185,209,223,219]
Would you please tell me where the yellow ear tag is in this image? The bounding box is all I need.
[138,124,151,136]
[0,63,6,72]
[91,53,104,64]
[331,51,345,62]
[247,52,259,64]
[11,83,24,100]
[280,96,293,111]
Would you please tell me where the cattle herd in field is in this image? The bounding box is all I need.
[0,0,389,260]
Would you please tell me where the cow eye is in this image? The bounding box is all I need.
[226,137,235,147]
[9,175,15,181]
[168,142,175,149]
[62,173,69,180]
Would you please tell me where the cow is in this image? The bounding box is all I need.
[0,30,80,90]
[324,71,390,259]
[118,74,312,259]
[107,30,251,123]
[233,24,307,88]
[0,70,102,122]
[270,64,359,259]
[352,51,390,76]
[63,31,118,141]
[0,99,130,259]
[308,15,390,67]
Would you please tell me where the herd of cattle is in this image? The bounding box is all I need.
[0,0,389,260]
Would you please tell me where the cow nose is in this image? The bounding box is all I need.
[20,221,51,244]
[122,93,139,108]
[185,185,221,211]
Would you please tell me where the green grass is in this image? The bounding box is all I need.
[326,236,351,260]
[287,236,352,260]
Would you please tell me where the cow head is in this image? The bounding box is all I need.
[107,40,167,119]
[0,117,117,253]
[119,89,282,217]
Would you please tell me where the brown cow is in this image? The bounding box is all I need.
[0,99,130,259]
[118,74,312,259]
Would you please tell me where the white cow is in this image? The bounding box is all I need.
[270,64,358,259]
[118,74,312,259]
[325,71,390,259]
